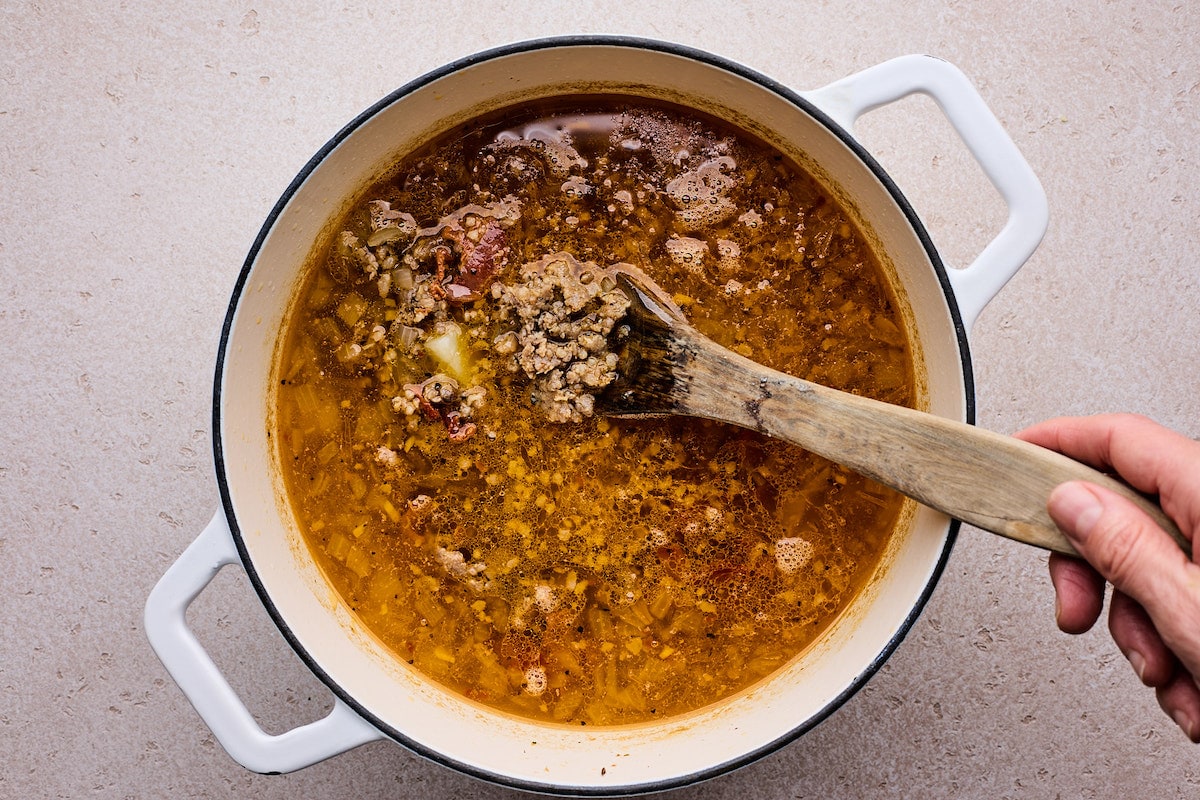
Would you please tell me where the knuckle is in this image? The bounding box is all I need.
[1106,412,1153,432]
[1087,513,1146,587]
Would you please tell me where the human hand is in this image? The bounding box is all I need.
[1015,414,1200,742]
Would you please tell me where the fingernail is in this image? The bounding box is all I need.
[1048,482,1104,544]
[1127,650,1147,683]
[1172,710,1199,742]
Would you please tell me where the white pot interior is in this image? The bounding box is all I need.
[217,40,967,793]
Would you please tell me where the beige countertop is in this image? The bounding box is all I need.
[4,2,1199,797]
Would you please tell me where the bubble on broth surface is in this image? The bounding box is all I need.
[561,175,594,199]
[665,157,738,231]
[774,537,815,575]
[665,236,710,273]
[715,239,741,273]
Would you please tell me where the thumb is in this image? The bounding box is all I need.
[1048,481,1188,612]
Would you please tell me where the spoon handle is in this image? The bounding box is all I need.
[678,337,1188,557]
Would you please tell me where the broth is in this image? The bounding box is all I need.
[272,97,916,725]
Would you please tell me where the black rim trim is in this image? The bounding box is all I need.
[212,34,972,797]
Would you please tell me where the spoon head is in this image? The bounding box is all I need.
[597,267,697,418]
[609,265,688,327]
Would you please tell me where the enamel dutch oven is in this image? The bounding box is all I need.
[145,37,1046,795]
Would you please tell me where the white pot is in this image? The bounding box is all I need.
[145,37,1046,795]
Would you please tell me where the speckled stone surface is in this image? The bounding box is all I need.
[3,2,1199,797]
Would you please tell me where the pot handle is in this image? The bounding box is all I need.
[802,54,1048,331]
[143,511,385,773]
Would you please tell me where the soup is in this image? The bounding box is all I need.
[272,97,916,726]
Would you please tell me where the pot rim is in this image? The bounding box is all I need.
[212,34,970,796]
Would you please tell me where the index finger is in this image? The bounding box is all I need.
[1015,414,1200,540]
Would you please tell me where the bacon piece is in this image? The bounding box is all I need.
[402,376,477,442]
[444,411,477,443]
[457,221,506,291]
[403,379,446,420]
[443,283,482,305]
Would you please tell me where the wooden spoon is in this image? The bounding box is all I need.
[598,267,1188,558]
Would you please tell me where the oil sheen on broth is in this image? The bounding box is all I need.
[273,97,915,726]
